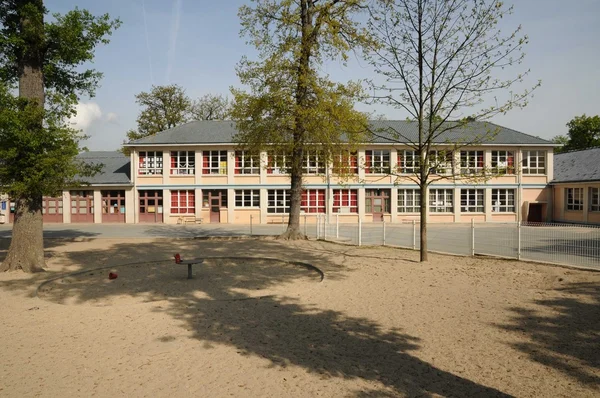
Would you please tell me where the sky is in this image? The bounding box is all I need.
[47,0,600,151]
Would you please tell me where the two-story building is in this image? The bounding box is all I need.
[0,120,557,225]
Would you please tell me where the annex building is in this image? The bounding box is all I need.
[0,120,557,225]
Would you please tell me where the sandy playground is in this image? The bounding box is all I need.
[0,237,598,397]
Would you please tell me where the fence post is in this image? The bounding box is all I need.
[471,218,475,257]
[358,218,362,246]
[304,214,307,236]
[336,213,339,239]
[517,221,521,260]
[316,214,320,239]
[383,219,386,246]
[250,215,253,236]
[282,214,285,232]
[412,220,416,250]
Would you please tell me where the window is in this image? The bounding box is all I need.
[267,189,290,213]
[170,151,195,175]
[267,153,288,174]
[429,150,453,175]
[429,189,453,213]
[491,151,515,174]
[566,188,583,211]
[138,151,163,175]
[365,150,390,174]
[170,190,195,214]
[492,189,515,212]
[202,190,227,208]
[461,189,484,212]
[234,151,260,174]
[202,151,227,174]
[398,189,420,213]
[332,152,358,175]
[303,151,325,175]
[302,189,326,213]
[365,189,391,213]
[235,189,260,207]
[332,189,358,213]
[460,151,484,174]
[399,150,418,174]
[522,151,546,175]
[590,187,600,212]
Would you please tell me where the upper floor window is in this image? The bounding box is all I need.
[365,150,390,174]
[461,189,484,212]
[522,151,546,175]
[332,152,358,175]
[429,150,453,175]
[202,150,227,175]
[590,187,600,212]
[566,188,583,211]
[234,151,260,175]
[267,153,288,175]
[302,189,326,213]
[399,150,418,174]
[138,151,163,175]
[332,189,358,213]
[429,189,453,213]
[170,151,195,175]
[491,151,515,175]
[460,151,484,175]
[492,189,515,212]
[398,189,420,213]
[303,151,325,175]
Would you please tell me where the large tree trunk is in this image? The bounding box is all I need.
[0,197,45,272]
[419,182,428,262]
[1,0,47,272]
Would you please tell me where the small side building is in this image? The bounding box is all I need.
[551,147,600,225]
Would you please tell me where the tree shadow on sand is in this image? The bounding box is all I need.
[497,282,600,386]
[2,239,511,396]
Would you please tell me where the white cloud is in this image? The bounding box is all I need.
[105,112,118,123]
[70,102,103,132]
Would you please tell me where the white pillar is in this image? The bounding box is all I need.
[125,188,135,224]
[162,151,171,185]
[358,187,365,223]
[62,190,71,223]
[485,187,492,222]
[227,188,235,224]
[260,188,268,224]
[93,190,102,224]
[390,186,398,223]
[454,187,461,222]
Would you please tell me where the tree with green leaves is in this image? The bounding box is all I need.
[367,0,538,261]
[126,84,192,142]
[553,115,600,153]
[191,93,231,121]
[230,0,371,239]
[0,0,120,272]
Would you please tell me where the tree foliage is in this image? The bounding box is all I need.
[191,93,231,121]
[553,114,600,153]
[367,0,538,261]
[0,0,120,272]
[230,0,372,239]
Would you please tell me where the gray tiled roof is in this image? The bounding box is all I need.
[126,120,554,146]
[76,151,131,185]
[552,147,600,183]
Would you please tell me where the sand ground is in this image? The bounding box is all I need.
[0,237,598,397]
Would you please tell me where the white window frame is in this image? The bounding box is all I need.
[522,151,546,175]
[400,150,418,174]
[461,189,485,213]
[267,189,290,213]
[429,150,453,175]
[234,151,260,175]
[491,189,515,213]
[203,150,227,175]
[303,152,325,175]
[333,152,358,175]
[366,150,390,174]
[268,153,288,175]
[235,189,260,208]
[429,189,453,213]
[590,187,599,212]
[566,187,583,211]
[398,189,421,213]
[460,150,484,175]
[332,189,358,213]
[302,189,326,213]
[170,151,195,175]
[491,151,515,175]
[138,151,163,175]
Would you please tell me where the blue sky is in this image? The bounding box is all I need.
[51,0,600,151]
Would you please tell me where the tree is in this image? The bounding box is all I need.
[126,84,192,141]
[554,114,600,153]
[367,0,538,261]
[191,93,230,121]
[0,0,120,272]
[552,134,569,153]
[230,0,371,239]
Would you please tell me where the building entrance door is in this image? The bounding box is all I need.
[203,190,227,224]
[139,190,163,223]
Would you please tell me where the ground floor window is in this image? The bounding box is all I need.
[365,189,391,213]
[202,190,227,208]
[267,189,290,213]
[461,189,484,213]
[332,189,358,213]
[590,187,600,212]
[566,188,583,211]
[235,189,260,208]
[429,189,453,213]
[398,189,420,213]
[70,191,93,215]
[301,189,325,213]
[492,189,515,213]
[171,190,195,214]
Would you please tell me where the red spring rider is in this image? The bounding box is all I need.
[174,253,182,264]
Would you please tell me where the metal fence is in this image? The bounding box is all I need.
[307,215,600,270]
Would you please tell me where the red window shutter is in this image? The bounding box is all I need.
[202,152,209,174]
[267,155,273,174]
[171,191,178,213]
[351,190,357,211]
[351,154,358,173]
[365,151,372,173]
[301,190,307,208]
[477,153,483,168]
[333,190,340,208]
[398,152,403,172]
[507,152,514,173]
[235,152,241,174]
